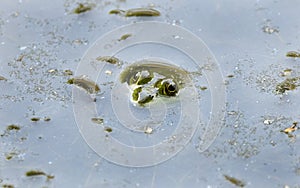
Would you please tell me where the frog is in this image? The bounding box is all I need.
[119,60,189,106]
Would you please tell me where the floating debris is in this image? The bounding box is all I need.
[6,124,21,131]
[5,152,19,160]
[281,122,298,134]
[280,69,292,77]
[118,34,132,41]
[25,170,54,180]
[224,175,245,187]
[96,56,119,64]
[67,76,100,94]
[275,77,300,94]
[227,111,238,115]
[263,119,274,125]
[0,75,7,81]
[73,3,94,14]
[227,74,234,78]
[2,184,14,188]
[109,8,160,17]
[31,117,40,122]
[104,127,113,133]
[91,117,104,124]
[30,117,51,122]
[43,117,51,122]
[64,69,73,76]
[262,25,279,34]
[1,125,21,137]
[286,51,300,58]
[47,69,58,74]
[16,54,25,61]
[200,86,208,91]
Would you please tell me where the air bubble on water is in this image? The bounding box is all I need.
[19,46,27,51]
[263,119,273,125]
[172,35,183,39]
[105,70,112,75]
[271,48,278,55]
[171,19,183,26]
[17,152,26,161]
[129,169,136,173]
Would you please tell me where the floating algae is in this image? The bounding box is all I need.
[275,77,300,94]
[286,51,300,58]
[6,124,21,131]
[67,76,100,94]
[30,117,40,122]
[25,170,54,180]
[118,34,132,41]
[91,117,104,124]
[96,56,119,65]
[1,124,21,137]
[109,8,160,17]
[223,174,245,187]
[73,3,94,14]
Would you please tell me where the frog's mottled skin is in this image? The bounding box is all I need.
[120,60,189,106]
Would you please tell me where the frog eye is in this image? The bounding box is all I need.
[166,82,177,95]
[158,79,178,96]
[164,82,178,96]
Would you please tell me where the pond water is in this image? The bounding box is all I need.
[0,0,300,187]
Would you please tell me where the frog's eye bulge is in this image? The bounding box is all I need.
[165,82,178,96]
[73,22,226,167]
[158,79,179,97]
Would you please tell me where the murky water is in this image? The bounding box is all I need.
[1,0,300,187]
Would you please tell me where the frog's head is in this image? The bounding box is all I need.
[120,60,188,106]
